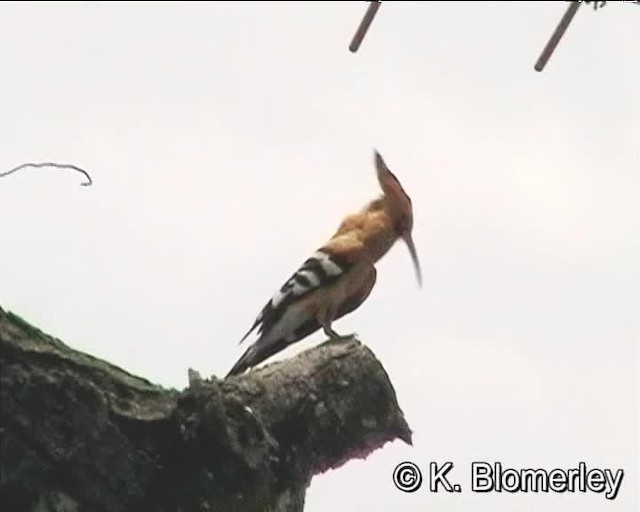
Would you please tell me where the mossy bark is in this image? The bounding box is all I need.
[0,306,411,512]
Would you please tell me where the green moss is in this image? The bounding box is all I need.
[4,310,49,341]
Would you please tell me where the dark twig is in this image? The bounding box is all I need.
[0,162,93,186]
[349,1,381,53]
[534,2,582,72]
[583,1,606,10]
[585,0,640,8]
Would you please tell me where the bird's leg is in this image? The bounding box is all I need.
[321,321,358,342]
[322,322,342,339]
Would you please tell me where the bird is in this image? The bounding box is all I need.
[225,149,422,378]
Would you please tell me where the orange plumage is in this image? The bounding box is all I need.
[225,150,421,378]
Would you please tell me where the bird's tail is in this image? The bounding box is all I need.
[225,337,290,378]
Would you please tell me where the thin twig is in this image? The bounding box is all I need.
[535,2,582,72]
[584,1,607,10]
[584,1,640,9]
[349,1,382,53]
[0,162,93,186]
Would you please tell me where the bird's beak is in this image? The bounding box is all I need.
[403,232,422,288]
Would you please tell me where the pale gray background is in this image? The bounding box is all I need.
[1,2,637,511]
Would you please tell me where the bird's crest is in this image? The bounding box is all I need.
[374,150,412,204]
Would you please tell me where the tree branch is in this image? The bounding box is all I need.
[0,306,411,512]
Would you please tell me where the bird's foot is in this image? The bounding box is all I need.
[323,324,359,342]
[327,330,359,342]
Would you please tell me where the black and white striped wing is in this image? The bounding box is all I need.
[289,265,376,344]
[239,249,348,344]
[226,265,376,378]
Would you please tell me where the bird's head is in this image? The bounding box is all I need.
[374,149,422,288]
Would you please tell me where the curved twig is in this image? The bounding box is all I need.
[0,162,93,187]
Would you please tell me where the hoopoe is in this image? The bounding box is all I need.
[225,150,421,378]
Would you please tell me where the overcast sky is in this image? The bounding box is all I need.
[1,2,637,511]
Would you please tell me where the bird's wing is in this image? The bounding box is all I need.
[290,264,377,343]
[239,233,364,345]
[226,265,377,378]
